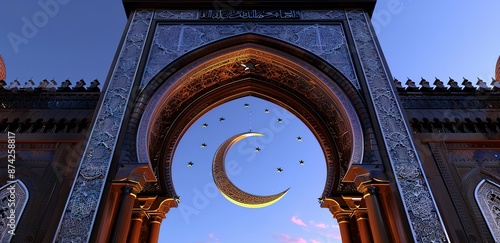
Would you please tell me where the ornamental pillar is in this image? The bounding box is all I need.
[129,196,177,242]
[147,215,165,243]
[321,198,354,243]
[128,211,147,243]
[336,214,353,243]
[353,210,372,243]
[361,186,389,243]
[112,185,140,243]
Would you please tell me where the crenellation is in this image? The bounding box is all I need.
[0,78,101,92]
[395,76,500,93]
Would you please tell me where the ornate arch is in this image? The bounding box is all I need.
[0,180,29,242]
[136,39,367,199]
[475,179,500,241]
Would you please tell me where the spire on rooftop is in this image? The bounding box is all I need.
[495,55,500,81]
[0,55,5,81]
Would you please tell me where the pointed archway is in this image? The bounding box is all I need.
[131,37,375,241]
[136,40,367,200]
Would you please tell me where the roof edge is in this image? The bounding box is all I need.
[122,0,377,16]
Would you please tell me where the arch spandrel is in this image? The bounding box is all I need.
[137,41,366,198]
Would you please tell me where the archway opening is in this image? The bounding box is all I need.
[137,43,364,196]
[161,96,342,242]
[134,40,367,242]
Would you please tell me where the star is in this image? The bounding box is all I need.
[187,162,194,167]
[255,147,261,152]
[202,123,208,128]
[240,61,259,71]
[296,136,302,142]
[264,109,269,113]
[201,143,207,148]
[244,103,249,108]
[299,160,305,165]
[277,118,283,123]
[219,117,225,122]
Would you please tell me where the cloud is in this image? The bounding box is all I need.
[310,239,321,243]
[279,233,308,243]
[317,231,342,240]
[309,220,328,229]
[208,232,219,242]
[291,216,308,228]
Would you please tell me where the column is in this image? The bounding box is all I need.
[112,185,138,243]
[128,211,146,243]
[335,214,353,243]
[147,215,165,243]
[363,186,389,243]
[353,211,372,243]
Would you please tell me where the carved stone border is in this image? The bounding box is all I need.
[428,143,479,240]
[54,10,154,242]
[140,19,359,89]
[0,180,29,242]
[301,10,345,20]
[475,180,500,242]
[152,10,346,21]
[345,10,449,242]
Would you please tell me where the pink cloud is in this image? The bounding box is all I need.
[279,233,308,243]
[317,231,342,240]
[291,216,308,228]
[208,233,219,242]
[309,220,328,229]
[310,239,321,243]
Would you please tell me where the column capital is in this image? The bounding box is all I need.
[357,182,391,197]
[135,195,177,214]
[149,214,166,223]
[321,197,353,217]
[336,213,351,224]
[360,185,379,196]
[123,185,139,195]
[132,210,148,221]
[114,181,143,196]
[352,210,369,221]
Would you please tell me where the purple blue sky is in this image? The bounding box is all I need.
[1,1,499,243]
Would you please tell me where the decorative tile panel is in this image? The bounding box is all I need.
[155,10,199,20]
[0,180,28,243]
[476,180,500,242]
[140,22,359,89]
[301,10,345,20]
[346,9,449,242]
[200,10,300,19]
[54,10,153,242]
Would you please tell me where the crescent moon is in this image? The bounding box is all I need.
[212,132,290,208]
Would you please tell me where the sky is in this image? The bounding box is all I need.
[1,1,500,243]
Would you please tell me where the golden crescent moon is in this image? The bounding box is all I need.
[212,132,290,208]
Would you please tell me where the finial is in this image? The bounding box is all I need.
[393,78,403,89]
[405,78,417,89]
